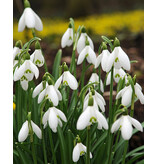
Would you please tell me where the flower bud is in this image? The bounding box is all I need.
[24,0,31,8]
[114,37,120,47]
[35,41,41,50]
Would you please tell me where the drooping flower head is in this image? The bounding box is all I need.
[14,53,39,90]
[18,113,42,142]
[77,38,96,65]
[106,38,131,72]
[77,94,108,130]
[42,105,67,133]
[18,0,43,32]
[61,23,73,48]
[13,40,22,61]
[111,115,143,140]
[77,27,94,54]
[72,140,92,162]
[30,41,44,67]
[55,63,78,90]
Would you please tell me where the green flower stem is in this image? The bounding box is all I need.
[122,90,135,164]
[31,141,37,164]
[98,66,102,93]
[48,128,57,164]
[32,28,36,37]
[86,126,91,164]
[42,126,48,164]
[81,59,86,90]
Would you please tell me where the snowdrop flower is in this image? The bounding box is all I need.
[30,41,44,67]
[83,90,106,112]
[55,65,78,90]
[14,57,39,90]
[116,83,144,106]
[77,41,96,65]
[89,73,104,93]
[111,115,143,140]
[13,41,22,61]
[106,38,130,72]
[106,68,128,85]
[18,0,43,32]
[18,120,42,142]
[77,96,108,130]
[42,107,67,132]
[72,142,92,162]
[61,24,73,48]
[95,43,110,72]
[33,80,62,105]
[77,27,94,54]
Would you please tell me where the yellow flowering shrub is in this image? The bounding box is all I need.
[13,10,143,42]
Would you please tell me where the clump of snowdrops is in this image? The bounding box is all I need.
[13,0,144,164]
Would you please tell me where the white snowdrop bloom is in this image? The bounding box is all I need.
[77,32,94,54]
[18,120,42,142]
[111,115,143,140]
[89,73,104,93]
[77,105,108,130]
[72,142,92,162]
[95,49,110,72]
[77,45,96,65]
[36,83,62,106]
[14,59,39,81]
[83,90,106,112]
[116,83,144,106]
[106,46,130,72]
[106,68,128,85]
[61,27,73,48]
[30,49,44,67]
[13,47,21,61]
[18,1,43,32]
[55,71,78,90]
[42,107,67,132]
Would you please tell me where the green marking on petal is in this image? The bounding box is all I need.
[25,69,31,74]
[115,73,120,78]
[69,36,72,40]
[85,54,89,58]
[115,57,119,63]
[35,60,41,65]
[80,151,85,156]
[21,75,28,81]
[90,117,97,123]
[63,81,68,85]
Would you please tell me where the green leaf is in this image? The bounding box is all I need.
[52,49,62,80]
[101,36,114,50]
[57,126,68,164]
[126,153,144,164]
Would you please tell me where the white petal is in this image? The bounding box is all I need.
[77,107,91,130]
[13,47,20,60]
[101,50,110,72]
[61,28,73,48]
[95,54,102,68]
[25,8,35,28]
[55,75,63,89]
[128,116,143,132]
[116,87,127,99]
[18,11,25,32]
[118,47,130,71]
[106,50,116,72]
[48,108,58,133]
[135,85,144,104]
[20,80,28,91]
[72,144,80,162]
[55,88,62,101]
[122,86,132,106]
[111,118,121,133]
[38,88,46,103]
[42,110,50,125]
[77,33,86,54]
[33,10,43,31]
[29,60,39,79]
[31,121,42,139]
[33,50,45,67]
[88,46,96,65]
[106,72,111,86]
[95,91,106,105]
[77,46,88,65]
[46,85,59,106]
[14,62,26,81]
[32,82,43,98]
[87,35,94,51]
[100,79,104,93]
[95,96,105,112]
[65,71,78,90]
[18,121,29,142]
[121,116,133,140]
[96,110,108,130]
[55,107,67,122]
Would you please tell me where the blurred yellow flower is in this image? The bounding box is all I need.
[13,10,144,42]
[13,102,16,110]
